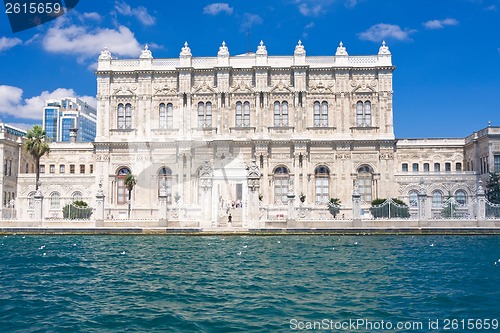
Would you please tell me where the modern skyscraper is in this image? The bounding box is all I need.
[43,97,97,142]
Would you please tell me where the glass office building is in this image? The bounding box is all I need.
[43,98,97,142]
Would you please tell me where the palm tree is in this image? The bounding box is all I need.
[125,173,136,218]
[23,125,50,191]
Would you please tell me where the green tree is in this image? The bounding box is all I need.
[125,173,137,218]
[370,198,410,218]
[486,172,500,218]
[327,198,342,218]
[486,172,500,204]
[441,192,456,218]
[23,125,50,190]
[63,200,93,220]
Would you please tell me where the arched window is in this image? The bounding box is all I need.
[357,165,372,202]
[243,101,250,126]
[117,103,124,128]
[409,191,418,207]
[117,167,131,204]
[235,101,242,127]
[455,190,467,205]
[72,191,83,202]
[432,191,443,208]
[282,101,288,126]
[206,102,212,126]
[167,103,173,128]
[434,163,441,172]
[315,166,330,204]
[50,192,61,209]
[274,101,288,127]
[356,100,371,127]
[274,101,280,126]
[314,101,328,127]
[314,101,320,127]
[274,166,289,204]
[159,103,166,128]
[198,102,212,127]
[158,167,173,203]
[125,103,132,128]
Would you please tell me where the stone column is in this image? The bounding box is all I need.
[199,161,213,228]
[476,180,487,226]
[287,192,296,221]
[352,181,361,227]
[95,181,105,227]
[417,179,428,227]
[246,160,261,228]
[34,189,43,226]
[158,179,168,227]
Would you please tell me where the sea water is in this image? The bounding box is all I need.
[0,235,499,332]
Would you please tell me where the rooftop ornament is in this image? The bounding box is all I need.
[180,41,192,56]
[378,40,391,55]
[335,41,348,56]
[294,40,306,56]
[256,40,267,56]
[218,41,230,57]
[139,44,153,59]
[98,47,112,60]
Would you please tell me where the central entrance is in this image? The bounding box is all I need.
[211,155,248,227]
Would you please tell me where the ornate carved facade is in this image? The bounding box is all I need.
[10,41,499,225]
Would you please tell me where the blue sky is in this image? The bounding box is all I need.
[0,0,499,138]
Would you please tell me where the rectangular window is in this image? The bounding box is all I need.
[60,165,65,174]
[90,165,94,174]
[456,163,462,172]
[40,165,45,174]
[412,163,419,172]
[70,165,75,174]
[495,155,500,173]
[434,163,440,172]
[80,165,85,174]
[445,163,451,172]
[50,165,55,174]
[424,163,430,172]
[402,163,408,172]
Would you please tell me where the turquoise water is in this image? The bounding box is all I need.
[0,235,499,332]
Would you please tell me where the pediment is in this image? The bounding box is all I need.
[193,81,217,94]
[270,81,293,94]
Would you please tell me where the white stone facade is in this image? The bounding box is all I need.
[10,41,500,226]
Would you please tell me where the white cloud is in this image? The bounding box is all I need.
[485,5,496,11]
[82,12,102,21]
[293,0,334,16]
[358,23,416,42]
[423,18,458,29]
[0,85,96,120]
[42,16,142,60]
[0,37,22,52]
[298,3,324,16]
[240,13,263,31]
[203,3,234,15]
[302,22,315,39]
[115,1,156,26]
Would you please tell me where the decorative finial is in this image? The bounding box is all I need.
[294,40,306,56]
[180,41,192,56]
[335,41,348,56]
[217,41,229,57]
[378,40,391,55]
[140,44,153,59]
[256,40,267,56]
[98,46,112,60]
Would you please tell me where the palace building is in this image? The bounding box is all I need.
[8,41,500,227]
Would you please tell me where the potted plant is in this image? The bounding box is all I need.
[327,198,341,218]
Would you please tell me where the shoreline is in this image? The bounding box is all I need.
[1,227,500,236]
